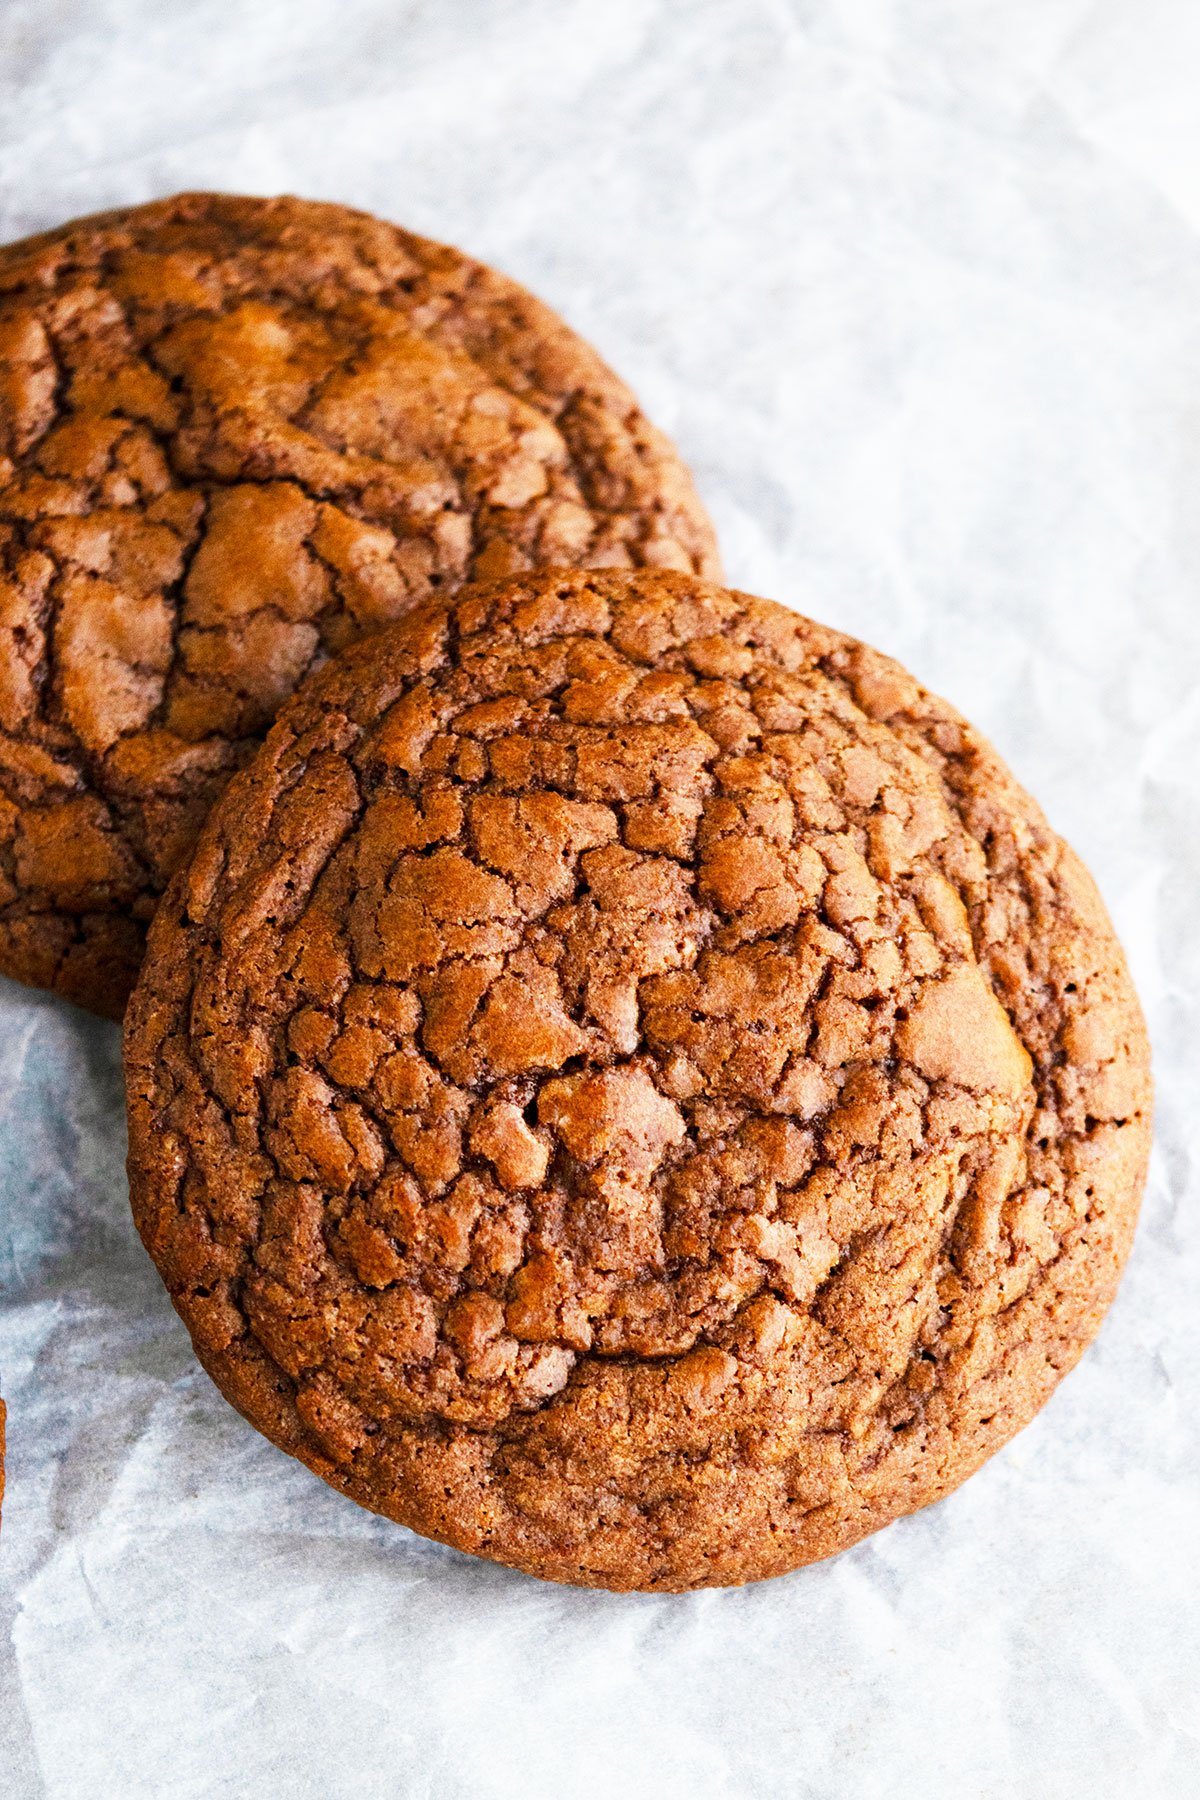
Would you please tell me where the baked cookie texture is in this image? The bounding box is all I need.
[0,193,719,1018]
[125,570,1151,1591]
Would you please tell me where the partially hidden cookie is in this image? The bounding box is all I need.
[124,569,1151,1591]
[0,193,719,1017]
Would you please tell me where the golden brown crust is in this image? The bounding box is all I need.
[0,193,720,1016]
[124,570,1151,1590]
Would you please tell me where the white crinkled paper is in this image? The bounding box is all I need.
[1,2,1198,1795]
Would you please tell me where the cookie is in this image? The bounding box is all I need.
[124,570,1151,1591]
[0,194,719,1017]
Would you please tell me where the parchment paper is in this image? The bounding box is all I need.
[1,2,1198,1795]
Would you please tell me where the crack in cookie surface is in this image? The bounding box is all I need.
[0,193,720,1016]
[124,569,1151,1590]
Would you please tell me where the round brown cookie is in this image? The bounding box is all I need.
[125,569,1151,1591]
[0,193,720,1018]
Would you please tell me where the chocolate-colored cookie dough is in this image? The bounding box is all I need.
[0,194,719,1016]
[125,570,1151,1591]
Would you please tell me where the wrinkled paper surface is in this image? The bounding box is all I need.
[2,2,1198,1794]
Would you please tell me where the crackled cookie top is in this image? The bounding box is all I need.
[125,570,1151,1590]
[0,193,719,1016]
